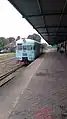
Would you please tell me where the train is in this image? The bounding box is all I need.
[16,38,43,63]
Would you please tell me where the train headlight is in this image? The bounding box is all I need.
[29,57,32,60]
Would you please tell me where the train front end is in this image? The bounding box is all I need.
[16,39,35,63]
[22,40,35,63]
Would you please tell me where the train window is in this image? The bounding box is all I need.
[23,45,32,50]
[27,45,32,50]
[17,44,22,50]
[33,46,36,50]
[23,46,26,50]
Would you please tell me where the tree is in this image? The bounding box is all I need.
[27,33,41,42]
[7,37,15,43]
[0,37,6,50]
[16,36,20,41]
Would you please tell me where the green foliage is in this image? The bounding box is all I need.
[0,37,6,50]
[0,37,15,50]
[27,33,41,42]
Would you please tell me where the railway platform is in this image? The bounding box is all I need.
[8,51,67,119]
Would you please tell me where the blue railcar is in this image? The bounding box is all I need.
[16,39,43,62]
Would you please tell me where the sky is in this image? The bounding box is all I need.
[0,0,47,43]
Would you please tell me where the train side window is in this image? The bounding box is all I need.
[33,46,36,50]
[27,45,32,50]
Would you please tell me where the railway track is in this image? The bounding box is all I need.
[0,63,24,86]
[0,57,15,63]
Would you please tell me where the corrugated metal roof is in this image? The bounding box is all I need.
[8,0,67,45]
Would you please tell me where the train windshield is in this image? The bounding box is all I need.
[27,45,32,50]
[23,45,32,50]
[17,44,22,50]
[23,46,26,50]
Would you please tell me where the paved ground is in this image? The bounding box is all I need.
[8,51,67,119]
[0,55,43,119]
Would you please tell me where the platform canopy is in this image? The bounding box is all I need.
[8,0,67,45]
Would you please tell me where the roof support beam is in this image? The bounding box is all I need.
[36,26,67,29]
[44,35,67,36]
[41,32,67,34]
[36,0,49,36]
[26,13,67,18]
[56,0,67,35]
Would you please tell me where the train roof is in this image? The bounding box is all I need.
[16,39,42,44]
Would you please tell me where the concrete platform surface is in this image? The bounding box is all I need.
[8,52,67,119]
